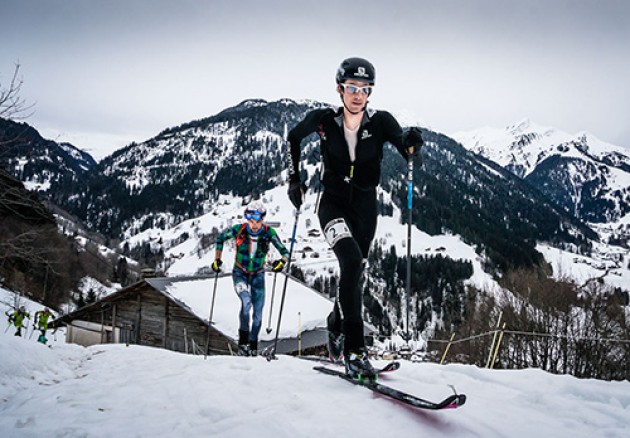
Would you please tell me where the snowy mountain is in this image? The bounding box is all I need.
[41,99,595,271]
[453,119,630,223]
[0,117,96,191]
[45,99,328,234]
[2,287,630,438]
[5,100,613,338]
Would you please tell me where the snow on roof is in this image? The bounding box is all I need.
[148,272,333,342]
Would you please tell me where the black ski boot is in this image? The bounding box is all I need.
[326,309,344,363]
[238,330,251,356]
[327,331,345,363]
[344,349,377,382]
[249,340,258,357]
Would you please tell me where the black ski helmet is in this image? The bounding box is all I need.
[336,57,375,85]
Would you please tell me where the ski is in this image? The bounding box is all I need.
[314,366,466,410]
[298,356,400,374]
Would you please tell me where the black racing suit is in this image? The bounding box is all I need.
[288,106,410,353]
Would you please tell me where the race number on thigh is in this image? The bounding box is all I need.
[324,218,352,247]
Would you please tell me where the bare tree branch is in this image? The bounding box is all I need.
[0,230,63,276]
[0,63,35,121]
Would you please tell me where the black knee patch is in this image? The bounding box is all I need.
[334,237,363,273]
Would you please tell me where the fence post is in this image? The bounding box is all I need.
[184,328,188,354]
[297,312,302,357]
[486,311,503,368]
[440,333,456,365]
[490,323,507,369]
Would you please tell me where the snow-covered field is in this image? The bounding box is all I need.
[1,287,629,438]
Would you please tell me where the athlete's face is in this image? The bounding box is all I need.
[338,79,372,113]
[248,217,263,232]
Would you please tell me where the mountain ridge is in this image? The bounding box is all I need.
[0,117,96,191]
[453,120,630,223]
[3,101,598,270]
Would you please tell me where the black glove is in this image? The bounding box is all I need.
[288,180,307,209]
[211,259,223,273]
[271,259,286,273]
[404,127,424,156]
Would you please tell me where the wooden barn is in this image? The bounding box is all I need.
[53,275,234,354]
[52,272,364,356]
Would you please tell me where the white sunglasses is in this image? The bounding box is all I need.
[340,83,373,95]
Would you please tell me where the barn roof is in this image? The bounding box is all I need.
[54,272,335,344]
[146,272,333,342]
[54,272,378,354]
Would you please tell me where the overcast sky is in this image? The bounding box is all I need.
[1,0,629,160]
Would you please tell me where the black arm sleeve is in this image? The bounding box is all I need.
[380,111,409,160]
[287,109,327,183]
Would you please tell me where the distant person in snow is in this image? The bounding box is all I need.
[287,57,423,379]
[6,306,31,337]
[34,308,54,344]
[212,201,290,356]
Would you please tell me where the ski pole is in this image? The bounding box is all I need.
[265,208,300,361]
[314,163,323,215]
[404,153,413,342]
[204,271,220,360]
[29,317,38,340]
[265,272,278,334]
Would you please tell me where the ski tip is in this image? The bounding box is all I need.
[376,361,400,374]
[457,394,467,406]
[444,394,467,409]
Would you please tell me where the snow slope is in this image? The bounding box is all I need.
[126,183,500,294]
[1,287,630,438]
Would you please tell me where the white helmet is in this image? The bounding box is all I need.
[244,201,266,219]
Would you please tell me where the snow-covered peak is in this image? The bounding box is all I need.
[505,118,554,136]
[574,130,630,158]
[453,120,630,224]
[453,120,629,178]
[390,108,429,129]
[240,98,269,108]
